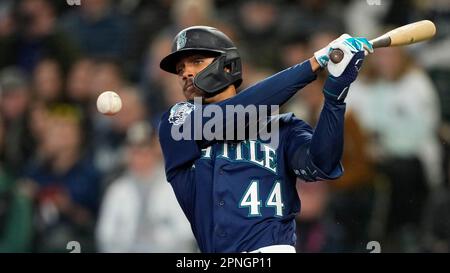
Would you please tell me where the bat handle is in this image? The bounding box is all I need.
[329,49,344,63]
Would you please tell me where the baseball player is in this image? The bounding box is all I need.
[158,26,372,253]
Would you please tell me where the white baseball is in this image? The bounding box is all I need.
[96,91,122,115]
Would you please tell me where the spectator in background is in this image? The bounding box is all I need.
[32,58,65,103]
[60,0,130,60]
[0,0,79,74]
[0,114,34,253]
[0,0,15,39]
[235,0,280,69]
[90,58,126,97]
[22,104,101,252]
[344,0,389,42]
[119,0,172,81]
[239,59,274,91]
[167,0,236,50]
[96,121,196,253]
[26,100,50,164]
[65,57,97,154]
[413,0,450,189]
[0,116,4,159]
[295,181,344,253]
[422,190,450,252]
[279,0,345,45]
[66,58,95,106]
[347,47,442,252]
[277,35,310,71]
[170,0,217,30]
[349,47,442,188]
[0,67,33,174]
[140,33,174,120]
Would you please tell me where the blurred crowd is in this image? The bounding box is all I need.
[0,0,449,253]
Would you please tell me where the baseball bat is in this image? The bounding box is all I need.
[329,20,437,63]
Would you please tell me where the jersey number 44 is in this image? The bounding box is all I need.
[239,180,285,217]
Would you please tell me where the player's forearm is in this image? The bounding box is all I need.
[309,57,322,73]
[309,99,346,175]
[220,59,317,108]
[307,35,370,176]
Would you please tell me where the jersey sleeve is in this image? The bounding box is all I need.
[158,109,202,182]
[159,111,197,220]
[285,101,345,182]
[221,60,317,108]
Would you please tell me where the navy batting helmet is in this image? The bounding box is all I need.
[160,26,242,94]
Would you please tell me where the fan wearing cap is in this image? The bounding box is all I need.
[0,67,32,174]
[158,26,371,253]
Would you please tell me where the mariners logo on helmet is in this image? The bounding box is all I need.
[168,102,195,125]
[176,31,187,50]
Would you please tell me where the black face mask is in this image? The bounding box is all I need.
[193,52,242,95]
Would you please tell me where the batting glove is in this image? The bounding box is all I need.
[327,36,373,77]
[323,50,365,103]
[314,34,373,69]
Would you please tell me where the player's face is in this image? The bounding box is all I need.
[176,54,215,101]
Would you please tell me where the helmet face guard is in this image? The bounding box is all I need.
[160,26,243,95]
[194,50,242,94]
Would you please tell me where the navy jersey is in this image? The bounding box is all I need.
[159,61,345,252]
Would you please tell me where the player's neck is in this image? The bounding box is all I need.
[204,85,237,104]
